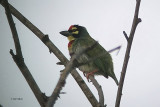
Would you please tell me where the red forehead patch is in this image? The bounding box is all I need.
[68,25,74,30]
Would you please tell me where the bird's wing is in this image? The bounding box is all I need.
[74,38,112,77]
[87,39,112,77]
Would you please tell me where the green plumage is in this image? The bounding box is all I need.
[60,25,118,85]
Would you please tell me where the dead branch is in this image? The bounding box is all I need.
[2,0,47,106]
[115,0,141,107]
[123,31,129,42]
[46,57,76,107]
[89,76,105,107]
[0,2,99,106]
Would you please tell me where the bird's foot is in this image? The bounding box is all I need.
[86,70,98,82]
[82,71,86,77]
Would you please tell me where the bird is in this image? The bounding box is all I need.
[60,25,118,85]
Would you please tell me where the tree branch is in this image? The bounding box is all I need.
[115,0,141,107]
[2,0,47,106]
[0,2,99,106]
[3,0,22,56]
[89,76,105,107]
[123,31,129,42]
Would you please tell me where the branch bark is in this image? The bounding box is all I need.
[2,0,46,107]
[89,76,105,107]
[0,1,99,106]
[115,0,141,107]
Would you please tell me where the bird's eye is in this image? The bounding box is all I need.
[68,29,77,33]
[68,30,72,33]
[72,29,77,32]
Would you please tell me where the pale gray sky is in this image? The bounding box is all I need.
[0,0,160,107]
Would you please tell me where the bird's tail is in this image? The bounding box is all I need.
[110,73,119,85]
[104,74,119,85]
[113,77,119,86]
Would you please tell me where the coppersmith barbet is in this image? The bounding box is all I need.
[60,25,118,85]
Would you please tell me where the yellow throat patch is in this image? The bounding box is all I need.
[67,36,75,41]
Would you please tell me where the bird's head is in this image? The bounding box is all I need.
[60,25,89,41]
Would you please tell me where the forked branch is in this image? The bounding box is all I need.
[115,0,141,107]
[2,0,46,106]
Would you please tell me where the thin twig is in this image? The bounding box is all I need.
[89,76,105,107]
[123,31,129,42]
[108,45,121,54]
[0,2,99,106]
[115,0,141,107]
[46,58,76,107]
[2,0,46,106]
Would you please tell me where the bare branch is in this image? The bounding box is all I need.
[115,0,141,107]
[89,76,105,107]
[123,31,129,42]
[2,0,46,106]
[3,0,22,56]
[46,59,75,107]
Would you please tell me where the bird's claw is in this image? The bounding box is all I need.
[82,70,98,82]
[82,71,86,77]
[82,71,91,82]
[86,73,94,82]
[86,70,98,82]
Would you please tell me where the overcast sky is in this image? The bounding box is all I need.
[0,0,160,107]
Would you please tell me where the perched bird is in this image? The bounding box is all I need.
[60,25,118,85]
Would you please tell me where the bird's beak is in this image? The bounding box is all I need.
[59,31,71,37]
